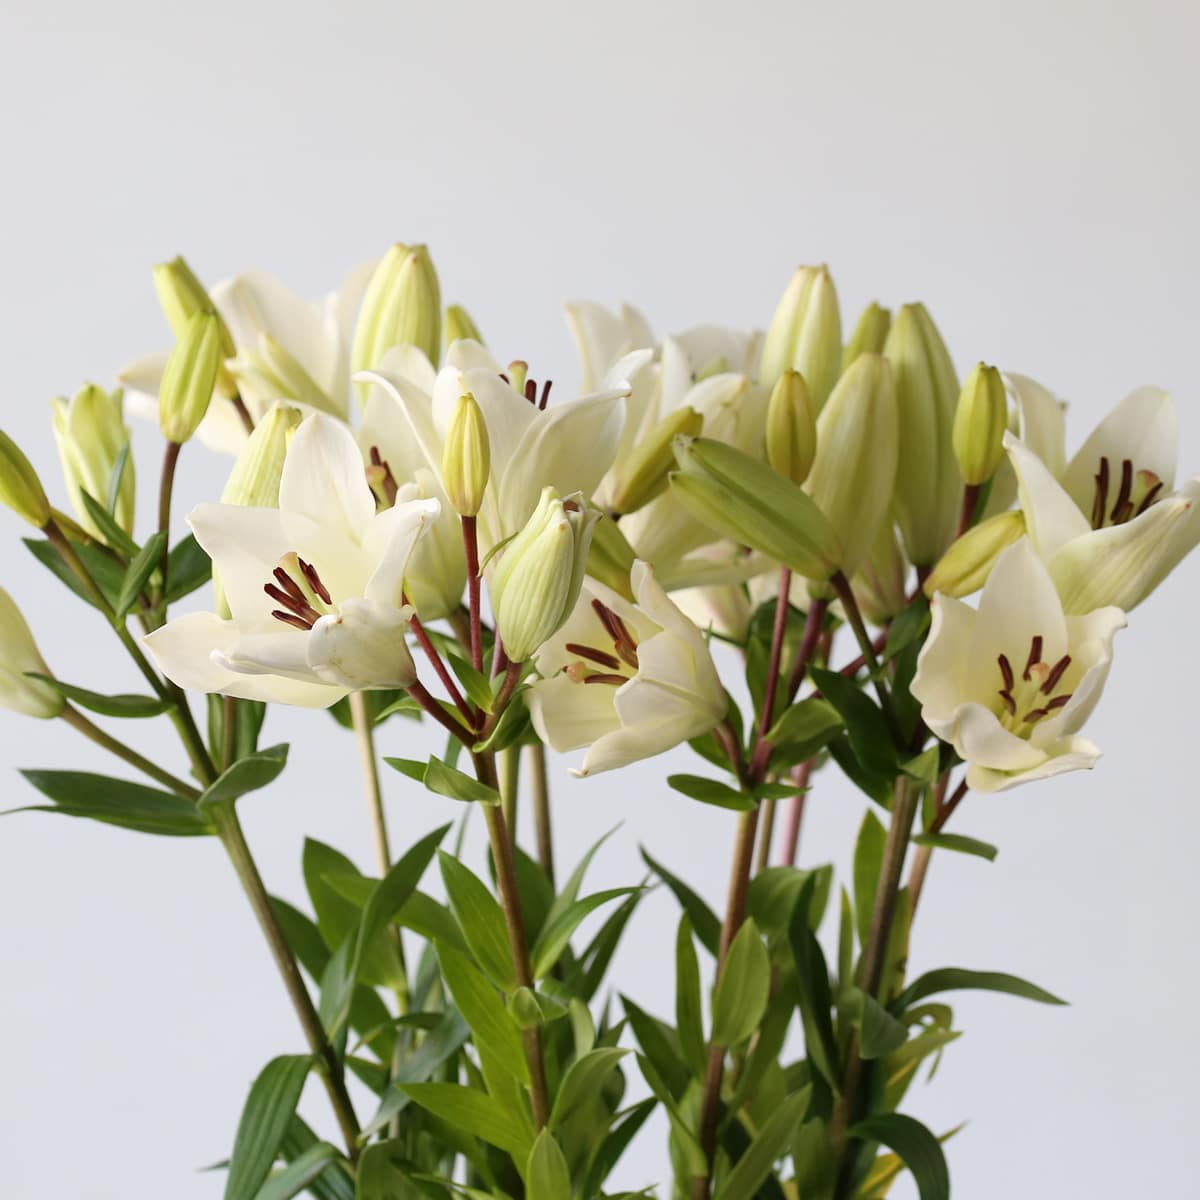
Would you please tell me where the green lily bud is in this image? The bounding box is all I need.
[610,406,703,515]
[352,243,441,378]
[0,430,51,528]
[491,488,599,662]
[671,436,843,580]
[854,518,910,625]
[804,354,898,576]
[842,302,892,369]
[441,391,491,517]
[759,265,842,409]
[443,303,483,350]
[152,256,237,397]
[159,310,222,444]
[883,303,961,567]
[50,384,134,541]
[220,401,303,508]
[953,362,1007,486]
[0,589,63,718]
[922,509,1026,599]
[765,370,817,485]
[586,514,636,601]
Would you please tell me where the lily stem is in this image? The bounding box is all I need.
[778,758,814,867]
[462,516,484,674]
[528,741,555,887]
[158,439,182,601]
[59,703,200,797]
[830,572,901,742]
[908,776,968,914]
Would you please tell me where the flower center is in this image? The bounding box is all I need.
[499,369,554,411]
[563,599,640,686]
[366,446,399,509]
[265,553,335,631]
[1089,456,1163,529]
[994,635,1073,733]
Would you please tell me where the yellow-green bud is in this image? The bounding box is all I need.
[352,243,441,378]
[490,488,599,662]
[953,363,1008,486]
[610,406,703,515]
[441,392,491,517]
[0,430,51,528]
[586,514,636,601]
[883,303,960,567]
[671,436,843,580]
[842,302,892,369]
[152,256,237,396]
[443,303,483,350]
[0,589,63,719]
[159,311,222,444]
[220,401,303,508]
[765,370,817,485]
[759,265,842,409]
[922,509,1026,599]
[805,354,898,576]
[50,384,134,541]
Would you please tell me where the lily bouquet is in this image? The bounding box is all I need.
[2,248,1195,1200]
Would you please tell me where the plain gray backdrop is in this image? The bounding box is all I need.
[2,1,1197,1195]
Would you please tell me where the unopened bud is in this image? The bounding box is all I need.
[855,518,910,625]
[923,510,1026,599]
[610,406,703,514]
[842,302,891,369]
[443,304,483,350]
[152,256,236,396]
[352,243,441,378]
[586,513,637,601]
[671,436,843,580]
[0,430,51,528]
[159,311,221,444]
[0,589,63,718]
[221,401,303,508]
[490,488,599,662]
[953,363,1007,486]
[51,384,134,541]
[759,265,842,409]
[765,370,817,485]
[442,392,491,517]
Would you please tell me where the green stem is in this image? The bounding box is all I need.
[158,440,182,601]
[59,704,200,797]
[499,747,520,848]
[528,741,555,887]
[830,572,901,741]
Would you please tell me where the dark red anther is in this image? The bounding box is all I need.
[998,689,1017,716]
[1092,456,1110,529]
[272,609,314,631]
[298,557,333,605]
[524,378,537,404]
[582,672,628,686]
[565,642,622,670]
[1110,458,1135,524]
[539,379,553,410]
[1045,693,1072,711]
[1042,654,1072,694]
[997,653,1014,691]
[1023,635,1043,681]
[1135,480,1165,516]
[1023,706,1049,724]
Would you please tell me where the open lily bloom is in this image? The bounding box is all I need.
[1006,386,1200,612]
[913,539,1125,793]
[526,560,727,776]
[144,414,437,707]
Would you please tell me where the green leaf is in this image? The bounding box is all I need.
[712,1090,808,1200]
[166,533,213,603]
[640,848,721,957]
[449,657,495,711]
[901,746,941,787]
[439,851,516,989]
[712,920,770,1047]
[853,809,887,952]
[848,1114,949,1200]
[279,1115,355,1200]
[787,880,840,1087]
[675,915,705,1074]
[526,1130,571,1200]
[23,673,169,718]
[808,667,896,777]
[385,756,499,805]
[667,774,756,811]
[622,996,689,1097]
[116,530,167,619]
[542,823,621,930]
[198,744,289,814]
[911,832,998,862]
[549,1046,628,1129]
[581,1098,656,1196]
[80,490,140,558]
[106,443,131,517]
[253,1141,339,1200]
[354,1140,408,1200]
[224,1055,312,1200]
[766,696,843,766]
[748,865,833,941]
[844,987,908,1058]
[532,887,638,978]
[23,534,124,610]
[437,941,529,1083]
[399,1082,531,1158]
[634,1054,706,1178]
[13,770,210,835]
[884,600,931,660]
[894,967,1067,1012]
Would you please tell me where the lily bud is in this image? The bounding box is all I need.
[671,436,843,580]
[490,488,599,662]
[610,406,703,515]
[804,354,898,576]
[759,265,842,409]
[842,302,891,369]
[441,391,491,517]
[855,518,910,625]
[0,430,51,528]
[0,589,63,718]
[953,362,1007,486]
[922,510,1026,599]
[765,370,817,485]
[883,303,961,566]
[586,513,637,601]
[50,385,134,541]
[443,303,483,350]
[221,401,303,508]
[152,256,237,396]
[159,310,221,444]
[352,243,441,376]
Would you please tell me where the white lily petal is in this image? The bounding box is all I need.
[362,496,441,607]
[444,338,502,374]
[1005,373,1067,478]
[306,599,416,689]
[1006,434,1091,558]
[279,414,376,546]
[437,365,536,490]
[911,595,977,725]
[1031,606,1124,743]
[116,350,170,400]
[356,364,444,485]
[966,735,1101,793]
[1138,476,1200,598]
[952,702,1048,771]
[527,672,621,752]
[575,708,703,777]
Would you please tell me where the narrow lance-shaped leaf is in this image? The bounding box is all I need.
[224,1056,312,1200]
[712,920,770,1048]
[848,1113,949,1200]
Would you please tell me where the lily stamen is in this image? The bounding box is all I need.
[565,642,622,670]
[1023,635,1043,681]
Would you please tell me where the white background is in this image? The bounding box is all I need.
[2,1,1198,1195]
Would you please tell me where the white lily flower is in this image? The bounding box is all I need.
[912,539,1124,793]
[526,561,727,776]
[144,414,437,707]
[1006,386,1200,612]
[0,589,63,719]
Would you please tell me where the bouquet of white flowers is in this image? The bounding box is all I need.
[3,247,1195,1200]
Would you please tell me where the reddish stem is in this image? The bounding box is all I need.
[462,515,484,673]
[778,758,815,866]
